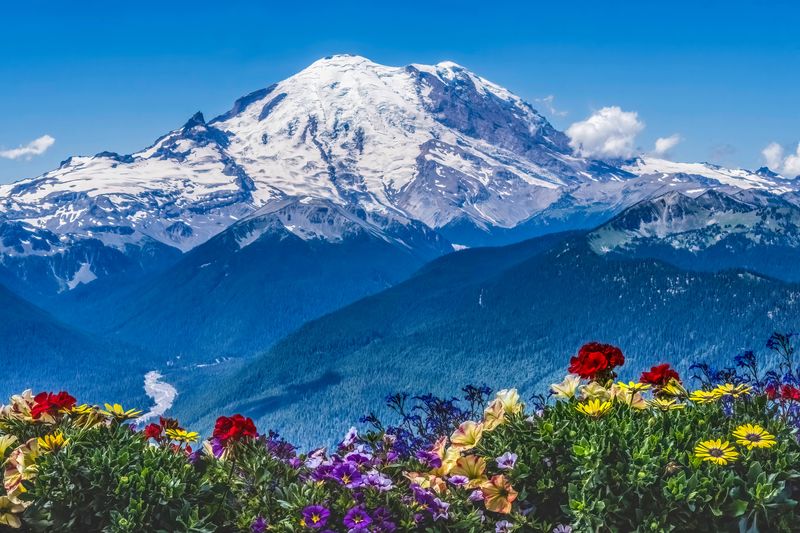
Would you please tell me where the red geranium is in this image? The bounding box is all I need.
[568,342,625,380]
[640,363,681,387]
[781,385,800,401]
[143,423,163,440]
[213,414,257,445]
[31,391,76,419]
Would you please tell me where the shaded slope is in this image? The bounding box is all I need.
[0,283,148,406]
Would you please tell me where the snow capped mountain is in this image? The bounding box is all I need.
[2,54,799,294]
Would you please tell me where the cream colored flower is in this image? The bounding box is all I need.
[0,435,18,458]
[482,399,505,431]
[450,421,484,450]
[581,382,612,401]
[495,389,523,415]
[0,495,24,528]
[551,374,582,400]
[4,438,39,505]
[450,455,488,487]
[0,390,35,423]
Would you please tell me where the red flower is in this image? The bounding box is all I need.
[765,384,778,400]
[213,414,257,445]
[159,417,180,430]
[780,385,800,401]
[143,423,163,440]
[568,342,624,380]
[639,364,681,387]
[31,391,76,419]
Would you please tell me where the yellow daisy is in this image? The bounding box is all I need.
[712,383,752,399]
[617,381,651,394]
[101,403,143,422]
[648,398,686,411]
[732,423,776,450]
[660,379,688,398]
[165,428,199,444]
[694,439,739,465]
[37,431,69,453]
[575,399,613,418]
[689,390,720,404]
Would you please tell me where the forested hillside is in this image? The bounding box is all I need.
[182,234,800,446]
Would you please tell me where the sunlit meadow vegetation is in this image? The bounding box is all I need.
[1,334,799,532]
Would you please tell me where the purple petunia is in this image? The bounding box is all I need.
[496,451,518,470]
[343,505,372,530]
[345,450,372,464]
[210,437,225,458]
[496,520,513,533]
[448,475,470,487]
[553,525,573,533]
[371,507,397,532]
[430,497,450,521]
[331,461,363,488]
[468,489,484,502]
[415,449,442,469]
[250,516,267,533]
[364,470,394,492]
[301,505,330,529]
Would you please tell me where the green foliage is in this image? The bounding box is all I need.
[22,424,218,532]
[477,397,800,532]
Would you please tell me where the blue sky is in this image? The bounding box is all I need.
[1,0,798,183]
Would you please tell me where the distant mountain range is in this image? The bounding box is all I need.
[2,55,799,433]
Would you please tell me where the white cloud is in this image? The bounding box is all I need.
[762,142,800,177]
[652,134,682,158]
[566,106,644,159]
[534,95,567,117]
[0,135,56,160]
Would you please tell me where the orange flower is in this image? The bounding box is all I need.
[480,474,518,514]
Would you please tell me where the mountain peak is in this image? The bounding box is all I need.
[182,111,206,129]
[304,54,378,71]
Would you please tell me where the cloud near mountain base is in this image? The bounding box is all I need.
[566,106,644,159]
[762,142,800,178]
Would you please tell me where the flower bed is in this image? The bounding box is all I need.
[1,335,799,532]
